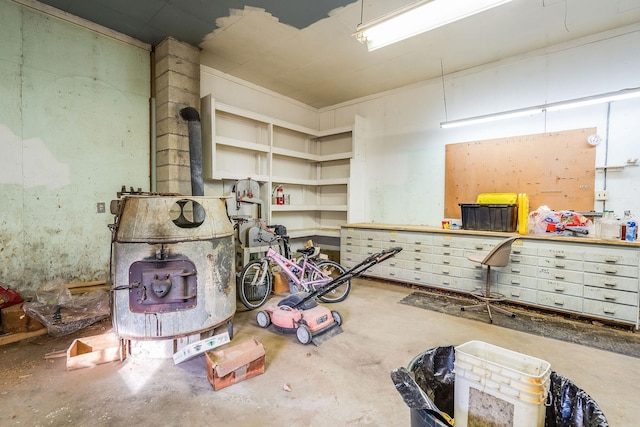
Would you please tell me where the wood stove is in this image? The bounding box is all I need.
[109,195,235,350]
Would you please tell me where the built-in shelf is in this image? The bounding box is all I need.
[201,94,364,240]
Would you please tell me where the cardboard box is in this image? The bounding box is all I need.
[205,339,265,390]
[1,303,45,334]
[172,331,231,365]
[66,333,125,370]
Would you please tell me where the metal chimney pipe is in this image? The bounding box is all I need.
[180,107,204,197]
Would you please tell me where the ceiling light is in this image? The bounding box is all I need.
[440,87,640,129]
[354,0,514,51]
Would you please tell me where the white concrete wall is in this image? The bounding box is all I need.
[0,0,150,293]
[201,23,640,229]
[322,24,640,226]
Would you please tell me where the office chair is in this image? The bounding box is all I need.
[461,236,519,323]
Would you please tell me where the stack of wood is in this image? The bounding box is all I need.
[0,280,109,346]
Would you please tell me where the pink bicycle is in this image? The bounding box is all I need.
[238,238,349,310]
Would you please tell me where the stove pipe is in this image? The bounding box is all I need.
[180,107,204,197]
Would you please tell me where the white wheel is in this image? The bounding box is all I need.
[331,310,342,326]
[296,324,312,345]
[256,311,271,328]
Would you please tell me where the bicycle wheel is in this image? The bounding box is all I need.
[313,260,350,303]
[239,260,272,310]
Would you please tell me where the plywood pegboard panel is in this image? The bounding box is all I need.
[444,128,596,218]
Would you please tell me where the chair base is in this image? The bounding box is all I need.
[461,291,515,323]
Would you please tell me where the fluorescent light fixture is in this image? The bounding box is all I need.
[354,0,514,51]
[440,87,640,129]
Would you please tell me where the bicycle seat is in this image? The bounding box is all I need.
[297,247,320,258]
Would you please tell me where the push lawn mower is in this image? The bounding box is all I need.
[256,246,402,345]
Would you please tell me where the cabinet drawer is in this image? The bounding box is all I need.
[462,267,484,281]
[432,235,465,248]
[537,280,583,297]
[583,248,640,266]
[583,299,638,324]
[403,243,433,258]
[432,254,466,268]
[405,270,432,285]
[583,263,639,278]
[407,261,432,274]
[341,238,362,248]
[497,285,537,304]
[402,233,432,246]
[342,228,363,240]
[504,264,538,277]
[507,253,539,266]
[510,242,537,256]
[538,257,583,271]
[537,267,583,283]
[402,251,432,264]
[387,231,407,244]
[536,246,584,261]
[583,286,638,306]
[340,244,362,256]
[432,264,463,278]
[430,274,461,289]
[361,230,389,243]
[537,291,582,313]
[497,273,537,289]
[432,246,464,257]
[583,273,639,293]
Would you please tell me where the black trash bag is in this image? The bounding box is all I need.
[408,345,456,418]
[545,371,609,427]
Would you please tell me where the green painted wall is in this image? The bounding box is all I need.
[0,0,150,293]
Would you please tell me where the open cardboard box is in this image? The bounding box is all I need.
[205,339,265,391]
[66,333,125,370]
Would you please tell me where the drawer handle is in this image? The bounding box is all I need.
[415,249,422,253]
[511,280,520,285]
[511,268,521,273]
[390,239,397,243]
[442,269,450,275]
[604,295,616,301]
[554,253,566,258]
[475,274,482,280]
[346,249,352,253]
[390,262,396,267]
[443,260,450,265]
[554,300,565,306]
[475,245,483,250]
[442,281,450,285]
[414,257,421,261]
[555,262,565,268]
[604,282,617,287]
[443,251,451,255]
[512,248,522,254]
[510,292,520,297]
[414,266,421,270]
[346,242,353,246]
[554,286,565,292]
[511,258,521,263]
[367,244,373,248]
[367,237,373,240]
[442,242,450,247]
[414,241,422,245]
[554,274,565,280]
[604,308,616,315]
[604,257,619,263]
[389,272,396,277]
[604,268,618,274]
[414,276,421,281]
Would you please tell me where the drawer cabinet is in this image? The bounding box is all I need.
[341,224,640,328]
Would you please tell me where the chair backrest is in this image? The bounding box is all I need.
[481,236,519,267]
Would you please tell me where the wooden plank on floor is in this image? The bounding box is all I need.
[0,328,48,346]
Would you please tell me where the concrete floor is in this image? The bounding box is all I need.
[1,278,639,426]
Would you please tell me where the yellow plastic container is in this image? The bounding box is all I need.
[518,193,529,235]
[476,193,518,204]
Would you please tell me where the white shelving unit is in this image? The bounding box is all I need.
[201,94,363,239]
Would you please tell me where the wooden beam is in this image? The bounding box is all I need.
[0,328,48,346]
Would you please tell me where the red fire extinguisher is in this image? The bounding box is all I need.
[274,185,284,205]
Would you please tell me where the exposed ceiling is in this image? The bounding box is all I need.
[33,0,640,108]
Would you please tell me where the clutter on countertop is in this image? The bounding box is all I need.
[528,206,593,237]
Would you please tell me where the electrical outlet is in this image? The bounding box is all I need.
[97,202,105,213]
[595,190,609,201]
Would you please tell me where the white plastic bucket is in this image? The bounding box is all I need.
[454,341,551,427]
